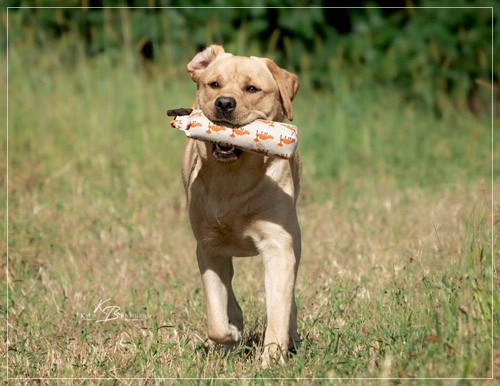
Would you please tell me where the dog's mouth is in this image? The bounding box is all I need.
[213,144,242,163]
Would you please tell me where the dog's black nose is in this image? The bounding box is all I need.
[215,96,236,114]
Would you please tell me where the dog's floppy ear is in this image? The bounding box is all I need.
[187,45,227,82]
[265,59,299,121]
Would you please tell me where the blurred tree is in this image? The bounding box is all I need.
[3,0,497,114]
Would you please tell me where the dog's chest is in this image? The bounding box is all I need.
[186,169,262,257]
[199,221,259,257]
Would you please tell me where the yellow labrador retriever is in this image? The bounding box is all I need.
[182,45,301,367]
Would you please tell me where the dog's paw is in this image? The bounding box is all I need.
[208,323,242,346]
[260,344,286,369]
[228,323,243,344]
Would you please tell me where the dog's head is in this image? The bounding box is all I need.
[187,45,299,162]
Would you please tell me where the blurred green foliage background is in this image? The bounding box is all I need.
[2,1,497,195]
[3,0,497,115]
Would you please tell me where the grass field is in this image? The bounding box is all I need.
[2,39,498,382]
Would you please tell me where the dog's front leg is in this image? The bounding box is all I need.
[258,221,301,368]
[196,245,243,349]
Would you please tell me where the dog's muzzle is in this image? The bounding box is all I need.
[212,96,241,162]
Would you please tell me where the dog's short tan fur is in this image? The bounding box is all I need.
[181,45,301,367]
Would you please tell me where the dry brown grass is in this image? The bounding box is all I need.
[4,174,496,379]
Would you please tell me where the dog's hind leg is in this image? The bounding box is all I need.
[224,258,244,354]
[228,259,244,329]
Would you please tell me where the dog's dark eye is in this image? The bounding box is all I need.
[208,81,220,89]
[245,85,260,93]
